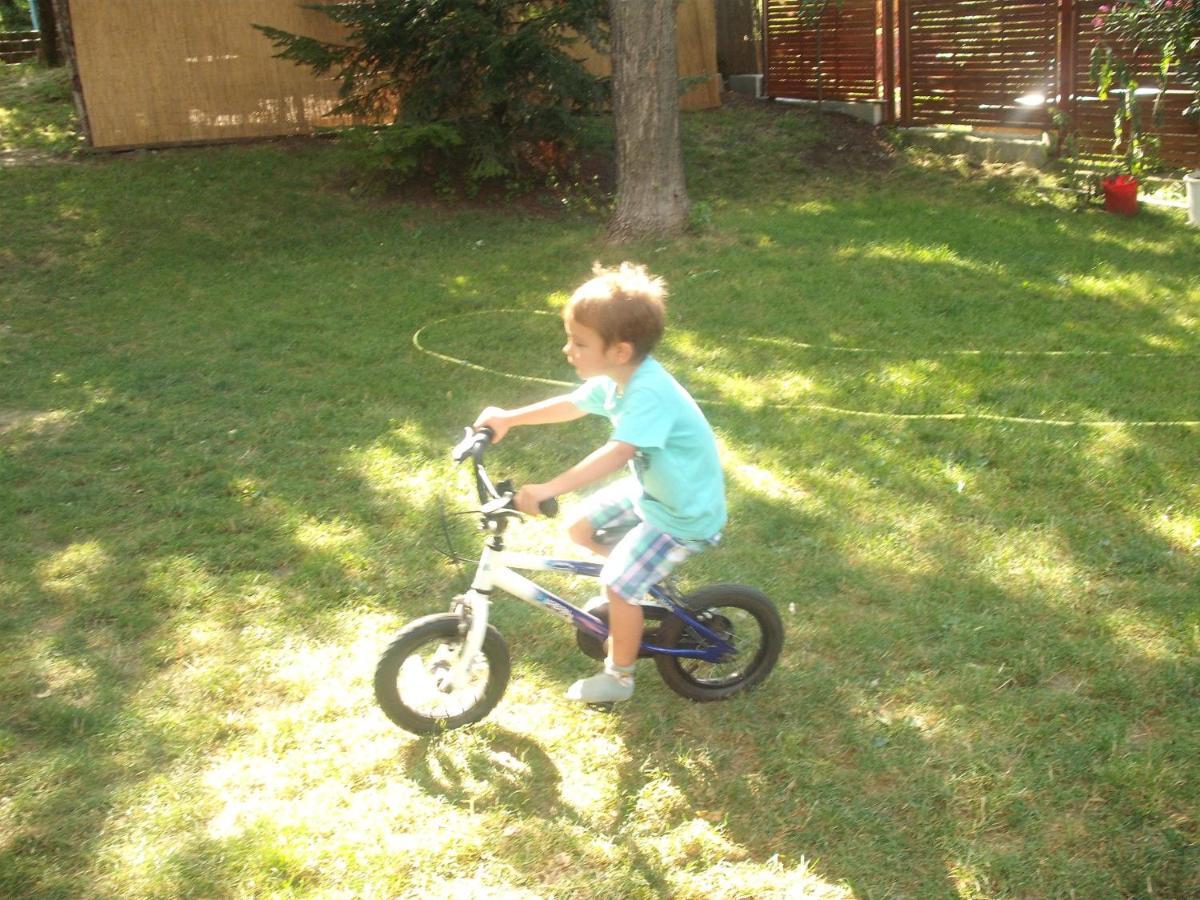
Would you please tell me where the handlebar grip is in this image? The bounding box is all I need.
[539,497,559,518]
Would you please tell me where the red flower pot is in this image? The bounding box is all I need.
[1101,175,1139,216]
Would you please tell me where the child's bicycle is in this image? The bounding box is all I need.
[374,428,784,734]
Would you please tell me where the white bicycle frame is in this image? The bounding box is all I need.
[443,546,609,690]
[442,544,731,691]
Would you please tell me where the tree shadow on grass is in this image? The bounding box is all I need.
[678,173,1200,363]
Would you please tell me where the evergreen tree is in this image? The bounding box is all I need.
[256,0,608,189]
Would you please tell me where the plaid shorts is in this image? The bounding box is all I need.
[583,482,720,605]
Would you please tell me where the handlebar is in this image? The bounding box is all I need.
[452,427,558,518]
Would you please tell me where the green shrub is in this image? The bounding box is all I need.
[255,0,609,192]
[0,0,34,31]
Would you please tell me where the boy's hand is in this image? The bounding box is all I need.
[473,407,513,443]
[514,483,555,516]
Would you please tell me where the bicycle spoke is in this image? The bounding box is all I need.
[673,604,767,687]
[394,640,490,720]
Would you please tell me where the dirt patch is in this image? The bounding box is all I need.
[0,409,71,438]
[0,148,65,168]
[717,90,897,173]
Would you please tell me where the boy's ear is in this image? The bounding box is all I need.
[611,340,636,364]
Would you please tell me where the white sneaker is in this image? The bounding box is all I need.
[566,670,634,702]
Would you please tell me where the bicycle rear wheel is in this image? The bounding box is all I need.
[374,613,510,734]
[654,584,783,701]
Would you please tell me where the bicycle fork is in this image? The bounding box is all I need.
[441,549,499,692]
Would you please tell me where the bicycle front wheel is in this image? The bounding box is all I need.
[374,614,510,734]
[654,584,783,701]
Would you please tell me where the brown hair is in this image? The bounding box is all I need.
[564,262,667,359]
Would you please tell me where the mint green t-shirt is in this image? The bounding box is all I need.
[569,356,726,541]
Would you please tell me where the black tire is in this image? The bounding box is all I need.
[654,584,783,701]
[374,613,510,734]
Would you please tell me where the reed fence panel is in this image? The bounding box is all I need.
[65,0,719,150]
[68,0,353,149]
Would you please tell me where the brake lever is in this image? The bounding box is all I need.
[493,481,557,518]
[481,494,518,517]
[451,428,477,462]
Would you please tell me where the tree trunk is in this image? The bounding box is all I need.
[608,0,690,241]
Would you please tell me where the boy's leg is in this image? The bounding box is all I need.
[567,479,641,559]
[567,515,612,558]
[605,588,644,668]
[567,524,695,704]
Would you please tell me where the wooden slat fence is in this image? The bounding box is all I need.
[764,0,1200,168]
[901,0,1059,129]
[0,29,40,63]
[765,0,880,101]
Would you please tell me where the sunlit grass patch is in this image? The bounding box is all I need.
[0,63,80,156]
[842,238,1006,276]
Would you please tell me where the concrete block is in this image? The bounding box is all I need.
[772,97,886,126]
[901,128,1050,167]
[727,74,763,99]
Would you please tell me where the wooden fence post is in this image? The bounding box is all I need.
[1056,0,1078,149]
[876,0,896,123]
[762,0,774,99]
[49,0,90,145]
[896,0,911,124]
[36,0,61,67]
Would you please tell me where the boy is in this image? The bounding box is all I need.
[473,262,726,703]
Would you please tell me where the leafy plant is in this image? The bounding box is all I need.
[1048,106,1103,207]
[1091,0,1198,173]
[0,0,34,31]
[255,0,609,193]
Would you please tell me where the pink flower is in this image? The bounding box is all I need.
[1164,0,1173,7]
[1098,3,1109,10]
[1093,15,1104,25]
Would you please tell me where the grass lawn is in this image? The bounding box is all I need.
[2,64,1198,898]
[0,63,80,159]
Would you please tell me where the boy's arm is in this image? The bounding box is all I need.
[514,441,636,515]
[474,395,586,443]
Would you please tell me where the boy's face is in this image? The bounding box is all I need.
[562,316,631,379]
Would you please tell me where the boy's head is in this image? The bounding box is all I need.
[563,262,667,364]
